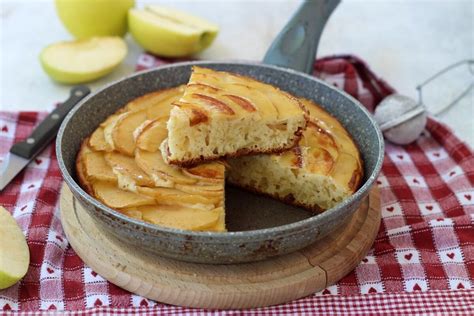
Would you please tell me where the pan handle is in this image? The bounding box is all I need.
[263,0,340,74]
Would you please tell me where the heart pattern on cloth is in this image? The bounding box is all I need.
[465,194,471,201]
[91,271,98,277]
[386,206,394,212]
[413,284,422,291]
[433,152,440,157]
[1,125,7,133]
[2,54,474,313]
[2,304,12,311]
[34,158,42,165]
[27,184,35,189]
[404,253,413,261]
[425,205,433,211]
[48,304,57,310]
[140,299,149,307]
[55,235,63,242]
[449,171,456,176]
[20,205,27,211]
[413,178,420,184]
[46,267,54,274]
[457,283,465,289]
[447,253,455,259]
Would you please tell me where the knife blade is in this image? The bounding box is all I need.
[0,86,90,191]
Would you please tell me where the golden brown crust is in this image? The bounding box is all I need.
[76,138,93,195]
[166,124,306,167]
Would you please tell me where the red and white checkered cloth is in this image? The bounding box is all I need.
[0,54,473,315]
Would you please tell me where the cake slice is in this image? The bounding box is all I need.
[76,86,226,232]
[227,98,363,212]
[162,66,308,166]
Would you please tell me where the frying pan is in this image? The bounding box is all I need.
[57,0,384,264]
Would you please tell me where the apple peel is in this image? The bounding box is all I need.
[0,206,30,290]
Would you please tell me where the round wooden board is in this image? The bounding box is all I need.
[60,184,380,309]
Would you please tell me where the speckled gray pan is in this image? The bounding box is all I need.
[56,61,384,264]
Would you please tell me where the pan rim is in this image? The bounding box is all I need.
[56,60,384,241]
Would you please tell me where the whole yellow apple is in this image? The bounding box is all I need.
[55,0,135,39]
[129,5,219,57]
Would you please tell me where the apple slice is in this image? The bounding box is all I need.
[0,206,30,290]
[174,183,223,198]
[304,147,334,175]
[125,86,184,113]
[137,186,220,207]
[104,152,154,187]
[119,208,143,221]
[182,163,224,183]
[83,151,117,183]
[136,118,168,152]
[145,93,183,119]
[40,37,127,84]
[92,181,155,209]
[135,149,197,186]
[331,152,362,192]
[112,110,147,156]
[128,5,218,57]
[89,127,112,152]
[138,204,221,231]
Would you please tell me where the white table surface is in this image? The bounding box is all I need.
[1,0,473,147]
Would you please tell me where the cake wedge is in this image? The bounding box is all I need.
[227,98,363,212]
[162,66,308,166]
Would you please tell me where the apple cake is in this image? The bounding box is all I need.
[76,86,226,232]
[162,66,308,166]
[227,98,363,211]
[76,81,363,232]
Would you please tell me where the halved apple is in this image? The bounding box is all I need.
[0,206,30,290]
[138,204,221,231]
[92,181,155,208]
[112,110,147,156]
[128,5,218,57]
[40,37,127,84]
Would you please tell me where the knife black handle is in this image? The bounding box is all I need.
[10,86,90,159]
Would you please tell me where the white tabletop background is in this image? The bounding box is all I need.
[1,0,473,146]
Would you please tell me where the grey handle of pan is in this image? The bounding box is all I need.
[263,0,340,74]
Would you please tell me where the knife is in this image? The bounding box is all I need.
[0,86,90,191]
